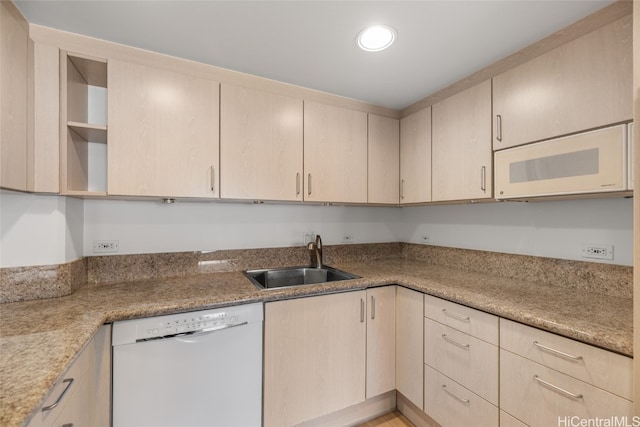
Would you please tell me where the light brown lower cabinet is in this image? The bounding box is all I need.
[499,319,633,427]
[395,287,424,409]
[366,286,396,398]
[424,365,498,427]
[27,325,111,427]
[263,287,396,427]
[263,291,367,427]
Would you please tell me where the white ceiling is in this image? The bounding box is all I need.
[15,0,614,110]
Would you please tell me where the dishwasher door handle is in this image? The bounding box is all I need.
[137,321,249,343]
[174,322,250,342]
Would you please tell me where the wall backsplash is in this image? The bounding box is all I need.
[1,243,631,303]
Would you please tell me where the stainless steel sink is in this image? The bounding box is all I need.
[244,266,360,290]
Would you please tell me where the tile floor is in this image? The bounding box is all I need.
[357,410,415,427]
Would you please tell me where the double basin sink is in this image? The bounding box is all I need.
[244,265,360,290]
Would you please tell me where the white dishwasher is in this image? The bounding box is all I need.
[112,302,263,427]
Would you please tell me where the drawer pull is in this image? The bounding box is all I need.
[442,334,470,350]
[442,308,470,322]
[442,384,470,406]
[533,375,583,400]
[533,341,583,361]
[41,378,74,412]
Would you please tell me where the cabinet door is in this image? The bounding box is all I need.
[368,114,399,204]
[0,1,28,191]
[303,101,367,203]
[220,84,303,201]
[493,16,632,150]
[264,291,366,427]
[395,287,424,409]
[400,107,431,204]
[28,42,60,193]
[366,286,396,398]
[108,59,219,198]
[432,80,492,201]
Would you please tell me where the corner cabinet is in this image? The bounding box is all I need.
[395,287,424,409]
[303,101,368,203]
[107,59,220,198]
[493,15,632,150]
[432,80,492,201]
[220,84,303,201]
[27,325,111,427]
[400,107,432,204]
[368,114,400,204]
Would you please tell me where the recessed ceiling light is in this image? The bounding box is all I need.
[357,25,397,52]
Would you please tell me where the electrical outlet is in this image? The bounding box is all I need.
[342,234,354,243]
[93,240,119,253]
[580,244,613,260]
[303,232,316,245]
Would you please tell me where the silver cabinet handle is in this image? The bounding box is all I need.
[442,308,470,322]
[370,295,375,320]
[533,341,583,361]
[42,378,74,412]
[533,375,583,400]
[496,115,502,142]
[442,384,470,406]
[481,166,486,192]
[210,165,216,193]
[442,334,470,350]
[360,298,365,323]
[400,179,405,200]
[296,172,301,196]
[307,173,312,196]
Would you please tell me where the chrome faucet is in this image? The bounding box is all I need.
[307,234,323,268]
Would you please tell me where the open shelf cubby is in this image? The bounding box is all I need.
[61,52,108,195]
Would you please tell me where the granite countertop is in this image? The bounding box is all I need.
[0,258,633,427]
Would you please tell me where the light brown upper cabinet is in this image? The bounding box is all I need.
[493,15,632,151]
[220,84,303,201]
[303,101,367,203]
[400,107,432,204]
[0,1,28,191]
[432,80,492,201]
[29,42,60,193]
[368,114,399,204]
[108,59,219,198]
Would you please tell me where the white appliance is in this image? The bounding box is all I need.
[112,303,263,427]
[494,124,630,199]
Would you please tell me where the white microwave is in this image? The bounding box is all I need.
[494,124,630,200]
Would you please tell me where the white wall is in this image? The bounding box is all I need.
[0,191,84,267]
[83,199,400,255]
[1,192,633,267]
[396,197,633,266]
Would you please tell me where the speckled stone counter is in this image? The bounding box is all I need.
[0,248,633,427]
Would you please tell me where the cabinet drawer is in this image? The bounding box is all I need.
[424,318,498,405]
[424,364,498,427]
[424,295,498,344]
[500,319,632,400]
[27,341,93,427]
[500,349,633,427]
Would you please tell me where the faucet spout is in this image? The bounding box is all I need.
[307,234,323,268]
